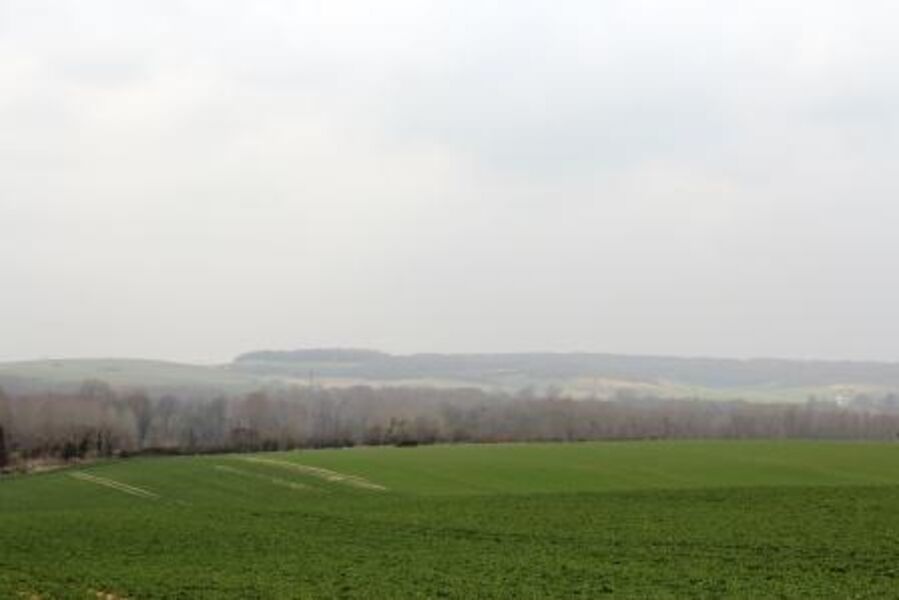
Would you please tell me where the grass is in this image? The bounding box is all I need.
[3,441,899,598]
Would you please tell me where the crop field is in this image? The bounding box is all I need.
[3,441,899,598]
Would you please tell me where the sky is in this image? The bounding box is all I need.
[2,1,899,363]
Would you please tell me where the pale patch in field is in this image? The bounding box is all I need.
[213,465,310,492]
[69,472,159,500]
[239,457,387,491]
[91,590,129,600]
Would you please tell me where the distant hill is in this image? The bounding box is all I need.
[237,349,390,363]
[0,359,262,397]
[233,349,899,403]
[4,350,899,404]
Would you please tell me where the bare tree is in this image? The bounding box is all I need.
[0,423,8,470]
[6,381,899,466]
[125,391,152,449]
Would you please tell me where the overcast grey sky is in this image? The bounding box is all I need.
[2,1,899,363]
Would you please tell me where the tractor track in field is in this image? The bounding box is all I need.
[238,457,387,491]
[214,464,311,491]
[69,472,160,499]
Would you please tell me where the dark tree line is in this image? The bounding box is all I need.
[2,380,899,472]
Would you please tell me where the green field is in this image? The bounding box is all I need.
[3,441,899,598]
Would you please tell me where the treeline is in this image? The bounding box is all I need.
[2,381,899,471]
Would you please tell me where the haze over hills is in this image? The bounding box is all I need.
[3,349,899,405]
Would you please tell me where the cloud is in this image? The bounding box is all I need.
[1,0,899,361]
